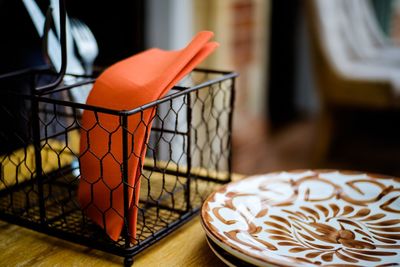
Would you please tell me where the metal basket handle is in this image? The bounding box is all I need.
[35,0,67,94]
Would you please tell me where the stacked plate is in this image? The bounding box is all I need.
[200,170,400,266]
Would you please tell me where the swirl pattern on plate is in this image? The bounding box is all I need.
[201,170,400,266]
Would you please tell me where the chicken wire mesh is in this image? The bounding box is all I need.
[0,68,236,264]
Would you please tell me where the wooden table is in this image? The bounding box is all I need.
[0,174,244,266]
[0,217,224,267]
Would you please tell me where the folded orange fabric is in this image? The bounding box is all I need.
[78,31,218,241]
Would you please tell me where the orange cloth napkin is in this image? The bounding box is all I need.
[78,31,218,241]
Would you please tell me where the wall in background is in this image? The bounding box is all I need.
[146,0,193,49]
[193,0,271,121]
[295,4,319,116]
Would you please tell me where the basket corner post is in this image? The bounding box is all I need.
[227,76,237,183]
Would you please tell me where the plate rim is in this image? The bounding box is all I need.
[205,236,237,267]
[203,220,280,267]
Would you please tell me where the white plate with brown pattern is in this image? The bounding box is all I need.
[201,170,400,267]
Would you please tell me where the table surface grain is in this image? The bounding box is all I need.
[0,216,225,267]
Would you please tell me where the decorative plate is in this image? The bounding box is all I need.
[201,170,400,266]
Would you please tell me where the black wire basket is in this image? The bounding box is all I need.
[0,65,236,265]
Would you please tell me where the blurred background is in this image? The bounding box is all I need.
[1,0,400,176]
